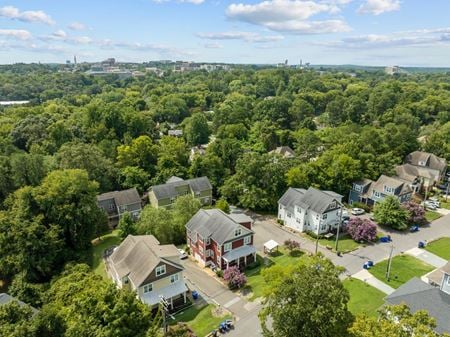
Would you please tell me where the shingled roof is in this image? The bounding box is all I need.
[406,151,447,174]
[109,235,182,287]
[0,293,38,314]
[97,188,141,206]
[186,209,253,245]
[150,176,212,200]
[269,146,295,158]
[385,277,450,334]
[278,187,343,214]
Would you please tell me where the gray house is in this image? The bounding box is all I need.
[348,175,412,206]
[97,188,142,227]
[0,293,38,314]
[149,176,212,208]
[385,277,450,334]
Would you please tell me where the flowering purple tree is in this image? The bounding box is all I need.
[402,201,426,225]
[223,266,247,289]
[284,239,301,255]
[345,218,377,242]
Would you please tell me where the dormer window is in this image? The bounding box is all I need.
[156,265,166,276]
[353,184,362,192]
[418,161,426,167]
[383,186,395,194]
[235,229,241,237]
[206,237,211,245]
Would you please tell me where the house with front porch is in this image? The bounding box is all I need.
[106,235,188,309]
[278,187,343,235]
[148,176,212,209]
[97,188,142,227]
[186,209,256,270]
[348,175,412,206]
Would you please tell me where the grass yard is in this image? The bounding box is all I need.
[343,278,385,317]
[425,237,450,260]
[244,248,305,300]
[425,210,441,222]
[318,235,360,253]
[368,254,434,289]
[170,304,231,337]
[440,199,450,210]
[90,230,121,279]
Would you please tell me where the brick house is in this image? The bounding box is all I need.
[186,209,256,270]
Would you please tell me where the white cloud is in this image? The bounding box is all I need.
[197,31,284,42]
[358,0,400,15]
[0,29,32,40]
[0,6,54,25]
[204,42,223,49]
[52,30,67,38]
[226,0,350,34]
[68,22,87,31]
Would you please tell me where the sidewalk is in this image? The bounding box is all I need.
[352,269,395,295]
[405,247,448,268]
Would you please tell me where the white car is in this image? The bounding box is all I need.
[351,208,365,216]
[427,199,440,208]
[177,249,188,260]
[340,210,350,220]
[424,201,437,210]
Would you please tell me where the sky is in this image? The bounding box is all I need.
[1,0,450,66]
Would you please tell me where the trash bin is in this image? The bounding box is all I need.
[368,261,374,267]
[363,262,369,269]
[192,291,199,300]
[418,241,425,249]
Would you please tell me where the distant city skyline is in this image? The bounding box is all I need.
[1,0,450,66]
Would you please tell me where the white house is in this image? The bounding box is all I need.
[278,187,343,235]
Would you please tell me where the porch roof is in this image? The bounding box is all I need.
[141,281,188,306]
[222,245,256,263]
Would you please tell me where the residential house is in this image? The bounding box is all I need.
[426,261,450,292]
[149,176,212,208]
[168,129,183,137]
[385,277,450,334]
[189,145,208,162]
[0,293,38,314]
[269,146,295,159]
[278,187,343,235]
[106,235,187,309]
[186,209,256,270]
[348,175,412,206]
[97,188,142,227]
[395,151,448,192]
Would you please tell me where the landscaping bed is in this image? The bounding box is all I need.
[170,304,231,337]
[368,254,434,289]
[425,237,450,260]
[343,278,385,317]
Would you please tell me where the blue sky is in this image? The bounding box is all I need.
[1,0,450,66]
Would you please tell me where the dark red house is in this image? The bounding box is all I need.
[185,209,256,270]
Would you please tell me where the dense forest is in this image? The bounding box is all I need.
[0,64,449,336]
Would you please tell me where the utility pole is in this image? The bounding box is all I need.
[385,244,394,282]
[315,219,321,254]
[334,201,344,253]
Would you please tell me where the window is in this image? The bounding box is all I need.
[296,218,301,223]
[320,224,327,231]
[206,237,211,245]
[322,214,327,220]
[234,229,241,237]
[204,197,210,203]
[143,283,152,293]
[224,242,232,252]
[296,207,302,213]
[170,274,179,283]
[383,186,395,194]
[418,161,426,167]
[353,184,362,192]
[206,249,213,257]
[199,246,204,254]
[108,203,115,211]
[244,236,251,245]
[279,204,283,210]
[287,212,292,218]
[373,191,381,198]
[155,265,166,277]
[123,278,129,284]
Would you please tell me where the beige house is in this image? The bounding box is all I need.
[106,235,187,309]
[148,176,212,208]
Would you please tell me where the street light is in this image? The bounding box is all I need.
[334,200,344,254]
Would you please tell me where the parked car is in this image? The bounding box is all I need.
[427,199,440,208]
[423,201,437,210]
[177,248,188,259]
[437,183,448,191]
[351,208,365,215]
[339,209,350,220]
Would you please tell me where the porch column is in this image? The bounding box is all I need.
[237,258,240,267]
[183,292,186,303]
[226,261,229,269]
[170,297,173,310]
[244,255,247,265]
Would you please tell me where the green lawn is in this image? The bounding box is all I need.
[425,210,441,222]
[244,248,305,300]
[318,235,361,253]
[90,230,122,279]
[170,304,231,337]
[368,254,434,289]
[425,237,450,260]
[440,199,450,210]
[343,278,385,317]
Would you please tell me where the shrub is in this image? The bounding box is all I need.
[306,231,324,239]
[345,218,377,242]
[373,196,409,230]
[284,239,301,254]
[216,269,223,278]
[402,201,426,225]
[215,199,230,214]
[223,266,247,289]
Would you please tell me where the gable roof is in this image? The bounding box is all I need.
[371,175,412,196]
[97,188,141,206]
[396,163,440,182]
[150,176,212,200]
[269,146,295,158]
[0,293,38,314]
[278,187,343,214]
[428,262,450,286]
[385,277,450,333]
[185,209,253,245]
[109,235,182,287]
[406,151,447,173]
